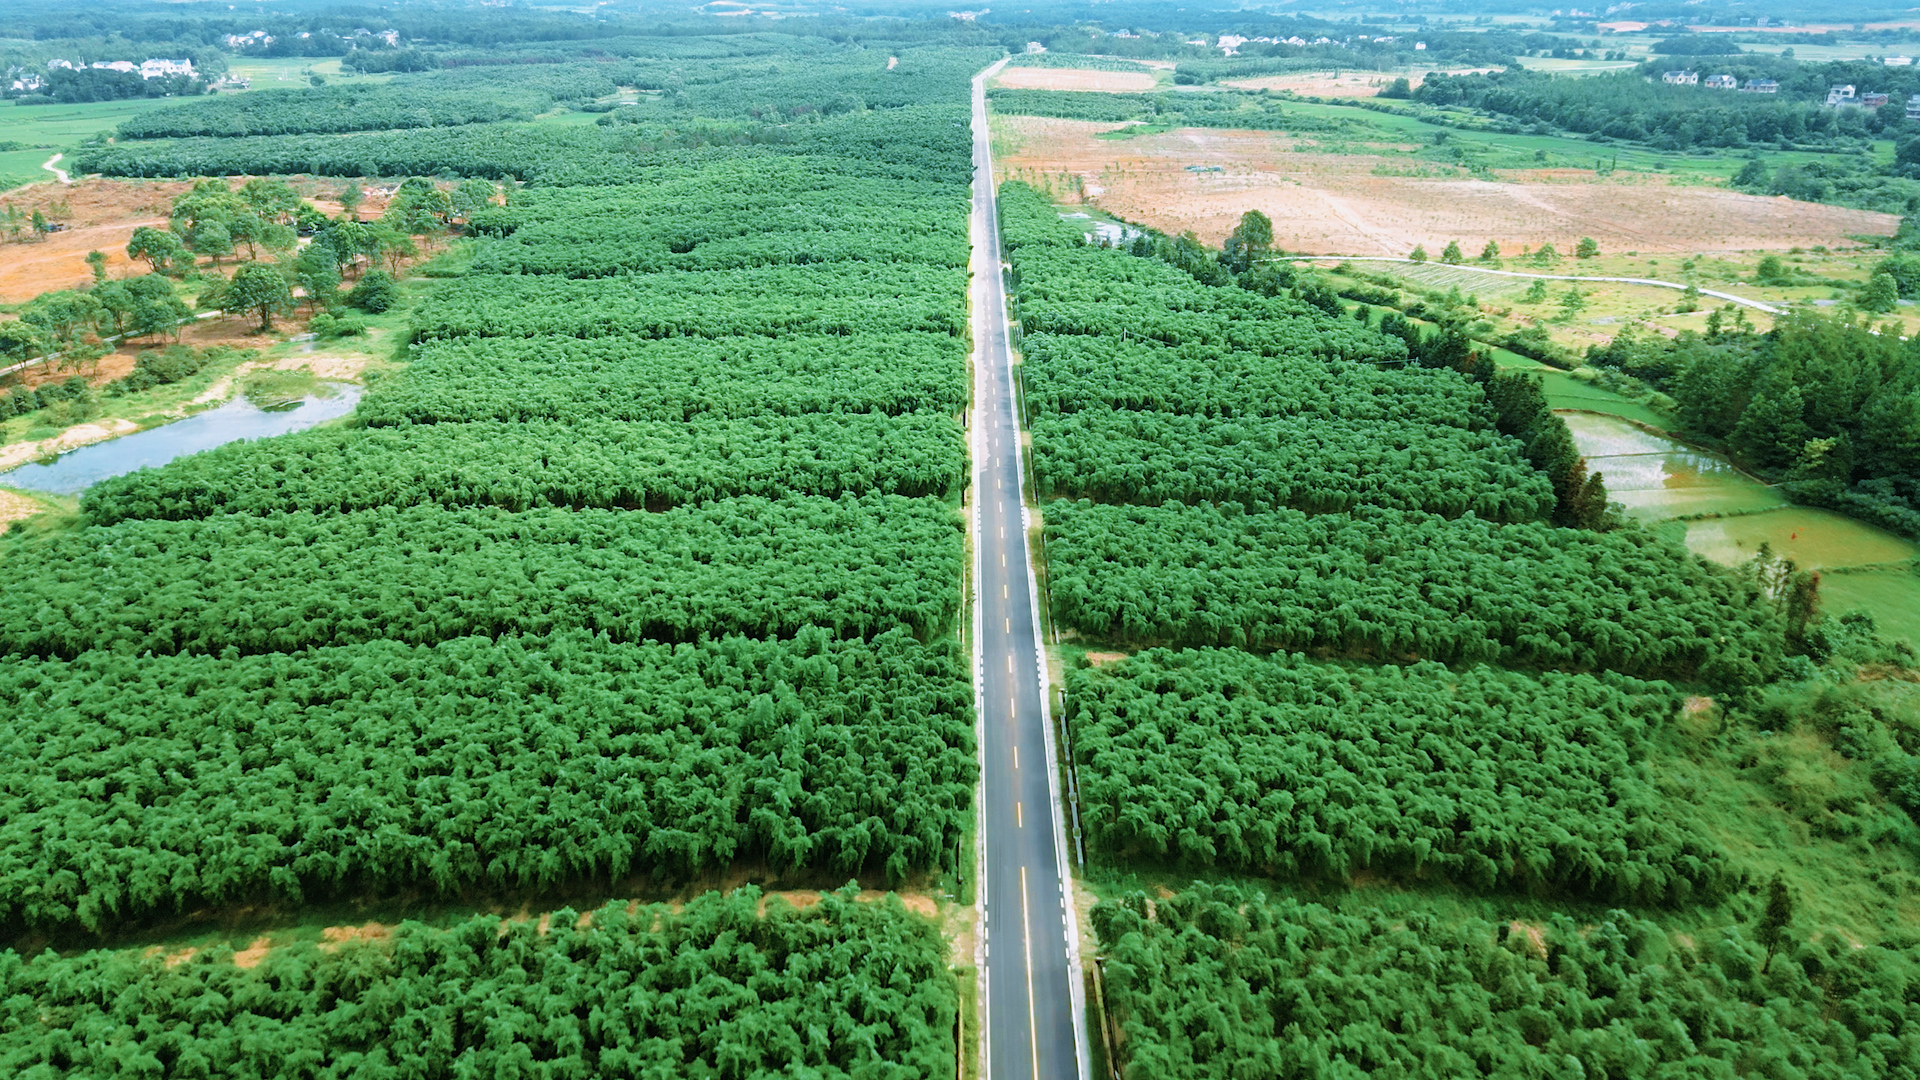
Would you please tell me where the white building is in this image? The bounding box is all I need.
[140,58,195,79]
[1907,93,1920,120]
[1827,84,1857,106]
[91,61,136,73]
[1662,70,1698,85]
[1704,74,1737,89]
[1886,56,1915,66]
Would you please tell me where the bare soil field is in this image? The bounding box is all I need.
[991,66,1160,92]
[994,117,1899,254]
[0,177,398,304]
[1222,68,1496,97]
[0,179,193,302]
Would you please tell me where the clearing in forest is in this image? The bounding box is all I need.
[993,116,1898,254]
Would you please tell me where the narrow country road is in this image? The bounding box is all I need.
[970,59,1090,1080]
[41,153,71,184]
[1279,255,1782,314]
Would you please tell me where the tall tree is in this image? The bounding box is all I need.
[219,262,294,332]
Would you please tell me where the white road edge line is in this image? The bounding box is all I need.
[977,58,1093,1080]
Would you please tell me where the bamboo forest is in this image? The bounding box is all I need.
[1,0,1919,1076]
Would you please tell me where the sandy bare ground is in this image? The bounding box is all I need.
[1222,68,1497,97]
[0,177,400,304]
[0,486,42,525]
[992,66,1159,92]
[995,117,1899,254]
[0,418,140,472]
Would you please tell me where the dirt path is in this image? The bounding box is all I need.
[41,154,70,185]
[1284,255,1783,314]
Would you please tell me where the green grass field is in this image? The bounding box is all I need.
[0,147,47,190]
[0,97,184,150]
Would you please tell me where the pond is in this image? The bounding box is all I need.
[1561,412,1785,522]
[1564,409,1920,573]
[0,383,361,496]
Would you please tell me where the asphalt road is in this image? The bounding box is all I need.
[970,61,1089,1080]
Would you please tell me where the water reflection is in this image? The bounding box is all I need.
[0,383,361,496]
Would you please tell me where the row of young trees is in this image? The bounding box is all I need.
[80,412,968,522]
[1092,882,1914,1079]
[409,264,967,342]
[359,331,970,426]
[1044,499,1782,683]
[0,495,967,658]
[1068,649,1728,903]
[0,629,972,932]
[1,888,958,1077]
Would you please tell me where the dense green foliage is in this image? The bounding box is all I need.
[6,40,983,951]
[116,83,538,138]
[987,87,1300,130]
[0,630,971,931]
[409,265,966,342]
[360,332,968,426]
[82,414,965,522]
[1068,649,1728,903]
[1586,314,1920,538]
[1093,882,1920,1079]
[0,496,963,657]
[1046,500,1780,682]
[1416,67,1883,151]
[0,888,957,1078]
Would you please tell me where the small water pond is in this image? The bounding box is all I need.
[0,383,360,496]
[1563,411,1920,573]
[1561,412,1784,522]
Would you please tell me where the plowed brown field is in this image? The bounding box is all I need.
[994,117,1899,254]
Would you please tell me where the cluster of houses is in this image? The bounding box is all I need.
[1824,84,1920,118]
[222,27,401,49]
[1659,71,1920,118]
[8,57,196,93]
[1660,70,1778,92]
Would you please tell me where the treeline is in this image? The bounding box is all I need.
[0,888,957,1077]
[77,84,980,187]
[1093,883,1920,1079]
[1046,500,1780,681]
[987,87,1311,131]
[116,83,544,138]
[81,414,966,521]
[1415,68,1884,151]
[0,630,971,932]
[1586,313,1920,538]
[0,496,965,657]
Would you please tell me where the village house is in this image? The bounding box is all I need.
[139,59,195,79]
[1907,93,1920,120]
[1662,70,1698,85]
[1704,74,1737,89]
[1743,78,1779,93]
[1864,91,1891,108]
[1827,84,1857,106]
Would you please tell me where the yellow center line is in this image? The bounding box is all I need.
[1021,865,1039,1080]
